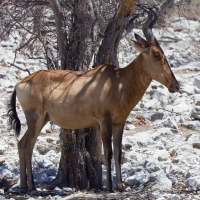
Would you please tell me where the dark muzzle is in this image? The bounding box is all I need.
[168,81,180,93]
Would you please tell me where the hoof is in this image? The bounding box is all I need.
[28,190,40,196]
[116,187,124,192]
[116,183,124,192]
[103,186,114,193]
[106,187,114,193]
[21,186,28,194]
[109,189,114,193]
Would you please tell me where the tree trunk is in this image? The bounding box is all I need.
[51,128,101,190]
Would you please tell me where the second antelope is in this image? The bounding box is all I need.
[8,6,179,193]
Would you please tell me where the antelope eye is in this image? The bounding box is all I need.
[154,50,161,58]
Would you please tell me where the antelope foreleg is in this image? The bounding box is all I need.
[100,117,113,192]
[113,123,124,192]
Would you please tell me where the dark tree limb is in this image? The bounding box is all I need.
[7,62,31,75]
[95,0,137,67]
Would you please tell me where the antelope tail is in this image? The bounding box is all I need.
[7,88,21,137]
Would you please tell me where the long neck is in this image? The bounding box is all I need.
[119,53,152,109]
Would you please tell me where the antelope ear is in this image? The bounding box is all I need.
[126,37,149,53]
[134,33,149,47]
[130,39,149,53]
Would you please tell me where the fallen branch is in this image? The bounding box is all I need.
[64,182,156,200]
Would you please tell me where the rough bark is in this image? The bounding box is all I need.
[51,128,101,189]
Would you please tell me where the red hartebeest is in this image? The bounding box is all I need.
[8,6,179,193]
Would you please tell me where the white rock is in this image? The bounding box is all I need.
[0,140,8,155]
[186,167,200,178]
[194,97,200,106]
[63,187,73,192]
[143,99,161,109]
[144,159,161,173]
[125,171,149,186]
[122,151,142,163]
[154,117,178,130]
[0,124,7,133]
[0,168,13,178]
[121,162,133,173]
[0,87,6,96]
[41,123,52,134]
[167,174,178,184]
[143,111,166,122]
[165,101,191,113]
[180,85,194,95]
[0,157,5,165]
[54,187,64,195]
[36,137,60,155]
[175,115,185,124]
[166,27,174,33]
[182,121,200,131]
[126,124,135,130]
[194,75,200,89]
[122,136,137,150]
[170,194,181,200]
[156,149,170,161]
[169,165,181,175]
[126,116,133,123]
[152,173,172,191]
[37,159,54,168]
[185,176,200,188]
[129,130,154,147]
[150,88,170,106]
[191,106,200,120]
[179,61,200,72]
[51,124,60,131]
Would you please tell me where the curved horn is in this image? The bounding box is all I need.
[149,7,158,29]
[139,5,157,42]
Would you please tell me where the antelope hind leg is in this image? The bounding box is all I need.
[26,113,48,192]
[18,136,28,193]
[19,110,48,192]
[18,130,37,192]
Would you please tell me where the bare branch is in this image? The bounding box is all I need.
[7,62,31,75]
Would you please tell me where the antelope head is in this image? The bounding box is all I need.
[131,6,179,93]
